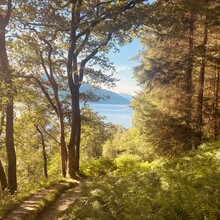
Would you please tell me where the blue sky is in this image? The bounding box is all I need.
[105,0,154,95]
[106,39,142,95]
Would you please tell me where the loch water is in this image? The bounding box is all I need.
[86,103,133,128]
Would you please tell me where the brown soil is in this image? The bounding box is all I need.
[38,183,83,220]
[2,180,79,220]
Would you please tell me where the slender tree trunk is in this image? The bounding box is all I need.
[68,93,76,178]
[0,25,17,194]
[42,139,48,178]
[0,160,7,191]
[185,14,194,150]
[51,61,68,177]
[58,110,67,177]
[67,50,77,178]
[74,86,81,173]
[54,87,67,177]
[35,125,48,178]
[196,18,208,147]
[0,106,5,137]
[214,68,220,139]
[34,74,67,177]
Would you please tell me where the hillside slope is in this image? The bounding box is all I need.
[80,84,132,104]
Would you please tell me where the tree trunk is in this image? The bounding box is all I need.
[185,14,194,150]
[34,73,67,177]
[196,18,208,147]
[42,139,48,178]
[214,67,220,139]
[35,125,48,178]
[67,49,77,178]
[67,83,81,178]
[58,110,67,177]
[0,160,7,191]
[74,85,81,174]
[0,105,5,137]
[53,86,67,177]
[0,25,17,194]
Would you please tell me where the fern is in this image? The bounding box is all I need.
[61,140,220,220]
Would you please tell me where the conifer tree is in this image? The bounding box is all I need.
[133,0,220,154]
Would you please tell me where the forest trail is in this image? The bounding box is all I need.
[2,180,81,220]
[37,182,84,220]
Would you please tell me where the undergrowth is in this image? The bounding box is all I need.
[61,140,220,220]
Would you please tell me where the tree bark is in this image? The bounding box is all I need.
[72,85,81,173]
[58,109,67,177]
[196,17,208,147]
[0,160,7,191]
[185,13,194,150]
[35,124,48,178]
[5,94,16,193]
[67,49,77,178]
[0,105,5,137]
[214,67,220,139]
[0,3,17,193]
[67,83,81,178]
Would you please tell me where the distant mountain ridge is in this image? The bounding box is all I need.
[80,83,132,104]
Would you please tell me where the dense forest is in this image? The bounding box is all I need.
[0,0,220,219]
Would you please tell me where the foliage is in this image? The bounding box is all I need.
[80,157,116,177]
[63,140,220,220]
[133,0,220,153]
[103,126,155,160]
[14,95,61,184]
[0,1,219,218]
[80,107,108,160]
[132,93,193,156]
[102,124,126,158]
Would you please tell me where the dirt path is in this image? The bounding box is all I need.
[2,180,78,220]
[38,182,83,220]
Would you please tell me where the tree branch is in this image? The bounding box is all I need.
[29,27,59,94]
[4,0,12,26]
[38,123,60,145]
[75,30,91,56]
[19,74,59,115]
[79,33,112,83]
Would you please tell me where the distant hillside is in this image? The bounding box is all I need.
[119,93,133,102]
[80,84,132,104]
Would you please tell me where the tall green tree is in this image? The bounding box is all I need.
[11,28,69,177]
[14,83,60,182]
[66,0,147,177]
[133,0,220,154]
[11,0,133,178]
[81,107,108,160]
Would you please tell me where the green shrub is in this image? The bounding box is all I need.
[80,157,116,177]
[62,140,220,220]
